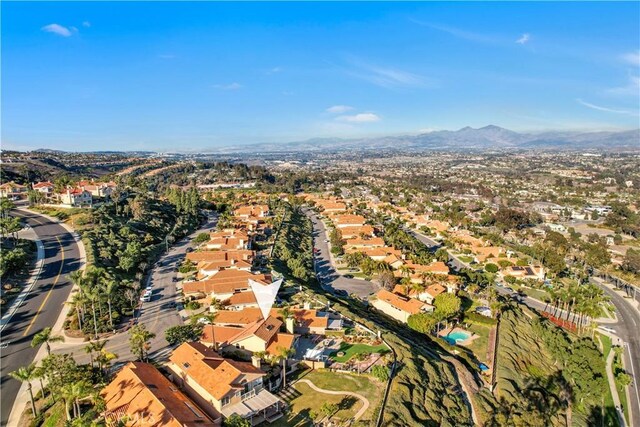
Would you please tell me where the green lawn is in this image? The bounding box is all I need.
[464,323,491,364]
[599,333,613,359]
[329,342,389,362]
[458,255,473,263]
[274,368,383,426]
[41,402,65,427]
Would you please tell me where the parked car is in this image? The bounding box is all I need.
[140,295,151,302]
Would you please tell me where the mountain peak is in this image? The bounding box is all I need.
[479,124,504,131]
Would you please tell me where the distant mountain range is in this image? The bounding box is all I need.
[208,125,640,154]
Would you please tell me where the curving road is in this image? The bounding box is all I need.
[0,209,82,426]
[51,213,219,364]
[591,277,640,426]
[305,209,379,299]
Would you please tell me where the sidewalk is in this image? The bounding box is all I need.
[593,277,640,315]
[0,226,45,334]
[606,348,628,427]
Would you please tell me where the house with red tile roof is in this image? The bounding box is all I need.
[339,225,375,239]
[32,181,54,195]
[201,316,297,358]
[187,250,255,264]
[167,342,285,425]
[371,289,432,323]
[58,187,93,207]
[101,361,220,427]
[182,270,271,302]
[0,181,28,199]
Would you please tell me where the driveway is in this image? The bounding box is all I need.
[304,208,379,299]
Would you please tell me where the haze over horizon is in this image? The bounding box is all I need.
[2,2,639,152]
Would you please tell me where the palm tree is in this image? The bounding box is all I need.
[97,348,118,378]
[102,279,118,330]
[84,340,106,369]
[199,312,218,350]
[31,327,64,355]
[10,365,37,418]
[276,346,296,389]
[32,365,47,400]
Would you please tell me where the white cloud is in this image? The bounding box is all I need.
[577,98,637,116]
[41,23,73,37]
[212,82,243,90]
[336,113,381,123]
[621,51,640,66]
[516,33,531,45]
[268,67,282,74]
[411,20,496,44]
[326,105,354,114]
[82,21,91,28]
[345,58,433,89]
[607,75,640,96]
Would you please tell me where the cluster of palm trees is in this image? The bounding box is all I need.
[343,252,391,277]
[542,280,609,334]
[11,327,116,424]
[69,266,121,338]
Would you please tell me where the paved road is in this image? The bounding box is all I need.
[305,209,379,299]
[1,210,82,427]
[591,277,640,425]
[409,229,472,272]
[52,214,219,364]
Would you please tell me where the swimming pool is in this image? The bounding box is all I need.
[443,330,471,345]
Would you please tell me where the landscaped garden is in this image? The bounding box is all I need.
[329,342,389,363]
[273,368,383,427]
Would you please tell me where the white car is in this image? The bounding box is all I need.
[140,295,151,302]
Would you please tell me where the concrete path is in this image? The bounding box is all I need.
[606,349,628,427]
[294,378,370,421]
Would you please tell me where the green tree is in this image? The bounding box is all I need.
[485,263,499,273]
[371,365,390,382]
[224,414,251,427]
[408,312,438,334]
[275,346,296,388]
[165,324,203,346]
[9,364,37,418]
[433,293,462,319]
[128,324,156,362]
[193,232,210,244]
[31,327,65,355]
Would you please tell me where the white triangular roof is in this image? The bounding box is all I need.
[250,279,282,320]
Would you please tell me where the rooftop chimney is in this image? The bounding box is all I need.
[285,317,295,334]
[251,355,261,369]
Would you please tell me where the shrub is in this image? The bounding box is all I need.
[185,300,201,310]
[371,365,390,382]
[485,263,499,273]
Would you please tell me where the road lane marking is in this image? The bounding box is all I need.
[22,236,65,337]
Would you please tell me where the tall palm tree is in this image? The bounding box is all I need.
[32,365,47,400]
[276,346,296,389]
[10,365,37,418]
[31,327,64,355]
[97,348,118,378]
[102,279,118,330]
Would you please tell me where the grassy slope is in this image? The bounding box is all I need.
[271,205,474,426]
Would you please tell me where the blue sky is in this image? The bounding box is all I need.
[2,2,639,152]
